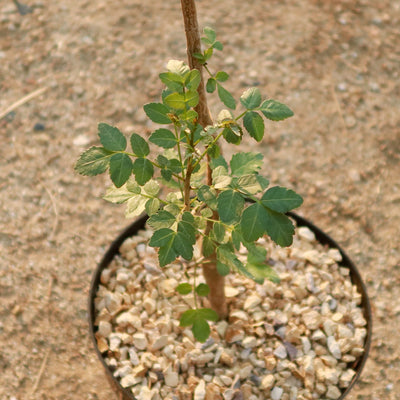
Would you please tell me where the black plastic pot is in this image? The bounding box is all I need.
[88,213,372,400]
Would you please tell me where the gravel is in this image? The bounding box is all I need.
[93,225,368,399]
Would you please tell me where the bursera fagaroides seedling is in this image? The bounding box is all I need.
[75,27,303,342]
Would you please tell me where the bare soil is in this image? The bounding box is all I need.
[0,0,399,399]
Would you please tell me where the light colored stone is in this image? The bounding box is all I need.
[274,344,287,359]
[244,294,262,310]
[271,386,284,400]
[225,326,244,343]
[194,379,206,400]
[301,337,312,354]
[242,336,257,348]
[165,371,179,387]
[132,332,148,350]
[265,356,277,370]
[97,320,112,337]
[215,320,229,338]
[261,374,275,390]
[298,227,316,242]
[303,310,321,330]
[225,286,240,297]
[143,297,157,315]
[151,335,168,351]
[120,374,142,388]
[239,364,253,379]
[327,336,342,359]
[326,385,342,399]
[116,312,141,328]
[339,369,356,388]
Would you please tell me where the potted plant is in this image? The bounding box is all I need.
[75,1,371,399]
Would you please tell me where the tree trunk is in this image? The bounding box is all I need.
[180,0,227,319]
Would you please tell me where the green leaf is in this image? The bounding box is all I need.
[243,111,265,142]
[217,83,236,110]
[260,99,294,121]
[217,262,230,276]
[174,231,193,260]
[215,71,229,82]
[164,92,186,110]
[230,152,263,176]
[161,168,172,181]
[159,72,184,92]
[240,202,269,242]
[109,153,133,188]
[206,78,217,93]
[74,147,112,176]
[103,184,135,203]
[195,283,210,297]
[231,226,243,250]
[186,90,200,108]
[212,41,223,51]
[143,103,172,124]
[180,309,197,327]
[202,236,215,257]
[263,209,295,247]
[203,26,217,43]
[143,180,160,196]
[149,228,175,247]
[178,212,196,240]
[261,186,303,213]
[147,210,176,229]
[125,195,147,218]
[198,308,219,321]
[222,127,241,144]
[149,129,177,149]
[216,244,252,280]
[98,123,127,151]
[213,222,225,243]
[217,190,245,224]
[185,69,201,91]
[145,198,160,215]
[198,185,217,210]
[246,262,280,284]
[192,319,210,343]
[130,133,149,157]
[132,158,154,185]
[240,88,262,110]
[176,283,193,295]
[235,174,269,194]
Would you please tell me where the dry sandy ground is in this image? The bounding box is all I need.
[1,0,399,399]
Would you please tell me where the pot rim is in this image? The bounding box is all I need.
[88,212,372,400]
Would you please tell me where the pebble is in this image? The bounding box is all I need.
[194,380,206,400]
[242,336,257,348]
[243,294,262,310]
[274,344,287,359]
[151,335,168,351]
[326,385,342,399]
[271,386,284,400]
[327,336,342,359]
[164,371,179,387]
[261,374,275,389]
[132,333,148,350]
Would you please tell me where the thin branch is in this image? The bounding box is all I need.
[0,87,48,120]
[180,0,213,128]
[30,348,50,396]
